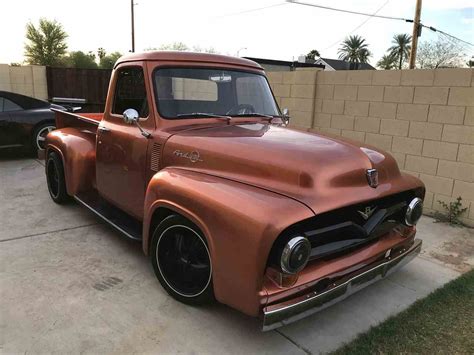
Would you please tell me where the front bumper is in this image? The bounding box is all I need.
[262,238,422,331]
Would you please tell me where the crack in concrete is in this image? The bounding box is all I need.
[0,223,101,243]
[275,329,313,355]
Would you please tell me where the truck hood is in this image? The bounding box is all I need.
[163,123,421,214]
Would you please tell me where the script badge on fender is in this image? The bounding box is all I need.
[366,168,379,188]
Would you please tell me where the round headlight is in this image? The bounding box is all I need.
[405,197,423,226]
[280,236,311,274]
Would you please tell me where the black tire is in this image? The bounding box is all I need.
[46,151,70,204]
[32,122,56,153]
[151,214,215,305]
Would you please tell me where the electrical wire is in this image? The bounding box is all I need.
[321,0,391,52]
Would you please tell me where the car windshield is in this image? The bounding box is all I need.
[153,68,280,119]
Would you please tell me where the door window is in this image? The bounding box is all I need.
[112,67,149,118]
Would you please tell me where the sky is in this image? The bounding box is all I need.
[1,0,473,65]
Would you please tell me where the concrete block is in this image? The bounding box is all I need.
[405,155,438,175]
[392,136,423,155]
[437,160,474,182]
[294,70,317,85]
[341,130,365,142]
[354,116,380,133]
[428,105,465,124]
[384,86,414,103]
[319,127,342,136]
[365,133,392,151]
[314,98,322,113]
[391,152,406,169]
[322,100,344,114]
[453,180,474,201]
[334,85,357,101]
[434,68,472,87]
[281,97,294,110]
[346,71,373,85]
[372,70,401,86]
[418,173,454,195]
[314,113,331,128]
[401,69,434,86]
[358,86,383,102]
[290,84,315,99]
[414,87,449,105]
[423,191,434,209]
[282,72,295,85]
[380,119,409,136]
[344,101,369,116]
[458,145,474,164]
[442,125,474,144]
[317,71,347,85]
[448,87,474,106]
[316,85,334,99]
[266,71,283,84]
[331,114,354,130]
[422,141,458,161]
[409,121,443,140]
[290,110,313,128]
[465,107,474,126]
[369,102,397,119]
[397,103,428,121]
[271,84,291,98]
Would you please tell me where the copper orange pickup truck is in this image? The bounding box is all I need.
[45,52,424,330]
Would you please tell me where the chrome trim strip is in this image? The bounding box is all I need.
[262,239,422,331]
[73,195,141,241]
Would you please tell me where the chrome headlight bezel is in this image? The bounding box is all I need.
[405,197,423,226]
[280,236,311,274]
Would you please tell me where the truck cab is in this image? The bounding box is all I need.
[45,52,424,330]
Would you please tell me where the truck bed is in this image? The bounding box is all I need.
[52,108,103,130]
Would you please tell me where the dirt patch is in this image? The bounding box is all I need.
[430,232,474,273]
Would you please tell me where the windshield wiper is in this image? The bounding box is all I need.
[231,113,283,122]
[176,112,231,122]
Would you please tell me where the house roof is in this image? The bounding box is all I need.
[316,58,375,70]
[244,57,325,69]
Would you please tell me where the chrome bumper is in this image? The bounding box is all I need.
[262,239,422,331]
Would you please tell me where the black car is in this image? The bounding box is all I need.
[0,91,64,153]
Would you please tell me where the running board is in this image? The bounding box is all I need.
[74,191,142,241]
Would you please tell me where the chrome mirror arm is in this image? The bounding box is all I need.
[123,108,152,138]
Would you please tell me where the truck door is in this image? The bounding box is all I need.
[96,65,154,219]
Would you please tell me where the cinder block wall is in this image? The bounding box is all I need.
[0,64,48,100]
[267,68,474,226]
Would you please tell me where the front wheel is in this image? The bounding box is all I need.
[46,151,70,204]
[151,215,214,305]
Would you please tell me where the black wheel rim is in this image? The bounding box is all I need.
[156,225,211,297]
[47,159,60,198]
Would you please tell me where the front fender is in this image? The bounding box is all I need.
[45,128,96,196]
[143,168,314,317]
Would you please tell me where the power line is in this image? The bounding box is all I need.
[286,0,409,22]
[321,0,391,52]
[287,0,474,48]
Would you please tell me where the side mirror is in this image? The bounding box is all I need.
[122,108,151,138]
[282,108,290,125]
[123,108,139,124]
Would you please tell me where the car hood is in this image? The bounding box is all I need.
[162,123,421,214]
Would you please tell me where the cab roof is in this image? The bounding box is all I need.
[116,51,263,70]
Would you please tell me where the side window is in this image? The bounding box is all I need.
[112,67,149,118]
[2,98,22,112]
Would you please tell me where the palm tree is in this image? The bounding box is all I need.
[338,35,372,68]
[377,54,397,70]
[306,49,320,60]
[388,34,411,69]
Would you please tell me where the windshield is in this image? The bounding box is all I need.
[153,68,280,119]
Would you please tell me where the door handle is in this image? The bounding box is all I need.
[98,126,110,133]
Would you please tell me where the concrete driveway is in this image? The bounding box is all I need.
[1,157,471,354]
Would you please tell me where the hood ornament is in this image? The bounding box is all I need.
[366,168,378,188]
[358,206,377,220]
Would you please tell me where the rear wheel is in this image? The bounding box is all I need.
[32,122,56,153]
[46,151,70,204]
[151,215,214,305]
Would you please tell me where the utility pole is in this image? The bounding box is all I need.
[131,0,135,52]
[408,0,422,69]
